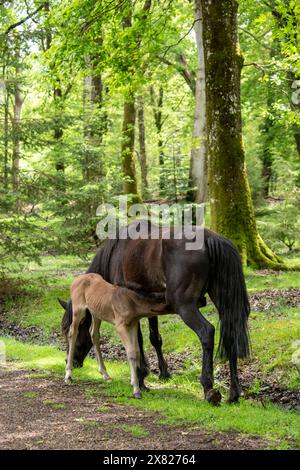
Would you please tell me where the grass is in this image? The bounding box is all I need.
[120,424,149,438]
[97,405,110,412]
[44,401,65,410]
[23,391,37,399]
[245,266,300,292]
[1,336,300,448]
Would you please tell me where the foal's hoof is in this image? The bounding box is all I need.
[206,389,222,406]
[64,377,72,385]
[133,391,142,399]
[103,374,111,381]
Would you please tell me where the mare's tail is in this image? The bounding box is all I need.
[206,233,250,359]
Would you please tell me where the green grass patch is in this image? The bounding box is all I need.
[23,391,37,399]
[120,424,149,438]
[1,336,300,448]
[44,401,65,410]
[97,405,111,412]
[245,266,300,292]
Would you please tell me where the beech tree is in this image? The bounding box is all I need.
[202,0,284,267]
[189,0,207,204]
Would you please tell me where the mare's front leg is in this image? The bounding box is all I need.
[175,301,221,405]
[148,316,171,380]
[117,322,142,399]
[90,318,111,381]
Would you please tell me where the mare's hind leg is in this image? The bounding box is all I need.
[90,318,111,381]
[148,317,171,380]
[174,301,221,405]
[208,289,241,403]
[65,309,85,383]
[228,351,241,403]
[137,323,150,392]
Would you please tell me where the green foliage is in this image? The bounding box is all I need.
[257,195,300,252]
[0,0,299,266]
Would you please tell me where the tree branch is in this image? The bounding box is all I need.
[159,54,195,95]
[4,3,46,36]
[239,26,274,51]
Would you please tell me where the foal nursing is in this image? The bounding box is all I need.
[65,273,166,398]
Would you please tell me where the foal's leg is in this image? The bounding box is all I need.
[175,302,221,405]
[65,309,85,383]
[117,322,141,399]
[148,317,171,380]
[90,318,111,381]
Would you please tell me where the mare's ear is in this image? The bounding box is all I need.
[58,298,67,310]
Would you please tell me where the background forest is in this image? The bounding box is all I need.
[0,0,299,265]
[0,1,300,450]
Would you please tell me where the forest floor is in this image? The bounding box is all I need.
[0,367,268,450]
[0,254,300,450]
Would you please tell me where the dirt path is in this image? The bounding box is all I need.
[0,367,268,450]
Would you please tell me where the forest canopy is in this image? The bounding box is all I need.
[0,0,299,266]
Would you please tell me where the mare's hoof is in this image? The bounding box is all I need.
[133,391,142,399]
[227,396,240,404]
[206,389,222,406]
[159,370,171,381]
[103,374,111,381]
[140,384,150,392]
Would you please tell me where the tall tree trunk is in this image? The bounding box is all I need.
[188,0,207,203]
[290,72,300,160]
[266,2,300,160]
[260,89,275,198]
[45,1,65,176]
[121,97,138,196]
[120,6,140,199]
[150,86,165,194]
[53,86,65,174]
[3,83,9,190]
[12,83,23,190]
[83,63,105,182]
[137,96,148,198]
[202,0,283,267]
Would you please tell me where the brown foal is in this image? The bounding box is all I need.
[65,273,166,398]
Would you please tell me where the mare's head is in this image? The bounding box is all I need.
[58,298,93,368]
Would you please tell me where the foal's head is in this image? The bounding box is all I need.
[58,298,92,368]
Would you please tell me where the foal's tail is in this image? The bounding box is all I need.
[206,233,250,359]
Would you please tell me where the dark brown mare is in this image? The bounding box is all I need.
[59,221,250,404]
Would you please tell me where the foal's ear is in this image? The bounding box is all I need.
[58,298,67,310]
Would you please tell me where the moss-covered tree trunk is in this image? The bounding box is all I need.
[202,0,283,268]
